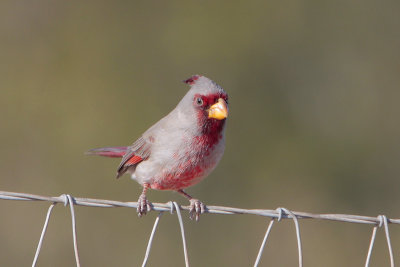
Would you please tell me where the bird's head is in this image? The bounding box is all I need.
[179,75,228,135]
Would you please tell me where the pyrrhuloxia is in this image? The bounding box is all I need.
[87,75,228,220]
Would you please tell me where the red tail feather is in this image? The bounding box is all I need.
[86,147,128,158]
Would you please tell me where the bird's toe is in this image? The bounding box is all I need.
[189,199,206,221]
[137,194,152,217]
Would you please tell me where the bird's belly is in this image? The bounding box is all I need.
[150,164,208,190]
[150,146,222,190]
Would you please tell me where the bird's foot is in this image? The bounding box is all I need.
[137,194,152,217]
[189,199,206,221]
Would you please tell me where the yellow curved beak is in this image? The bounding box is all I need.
[208,98,228,120]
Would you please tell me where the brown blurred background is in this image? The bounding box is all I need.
[1,1,400,266]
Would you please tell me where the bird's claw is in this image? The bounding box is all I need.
[189,199,205,221]
[137,194,152,217]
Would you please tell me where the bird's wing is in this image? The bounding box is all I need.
[116,137,151,178]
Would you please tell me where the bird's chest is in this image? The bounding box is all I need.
[151,132,224,190]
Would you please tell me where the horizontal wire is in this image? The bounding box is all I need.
[1,190,400,225]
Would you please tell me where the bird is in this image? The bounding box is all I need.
[87,75,228,220]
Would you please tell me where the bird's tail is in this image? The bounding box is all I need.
[85,146,128,158]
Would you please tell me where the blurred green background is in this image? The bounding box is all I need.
[1,1,400,266]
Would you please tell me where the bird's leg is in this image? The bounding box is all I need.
[137,183,152,217]
[177,189,205,221]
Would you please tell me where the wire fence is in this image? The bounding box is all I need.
[0,190,398,267]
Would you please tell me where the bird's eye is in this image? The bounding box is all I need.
[196,97,203,106]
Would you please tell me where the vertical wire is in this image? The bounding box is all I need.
[173,202,190,267]
[64,195,81,267]
[32,203,57,267]
[253,219,275,267]
[380,216,394,267]
[280,208,303,267]
[142,212,163,267]
[365,226,378,267]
